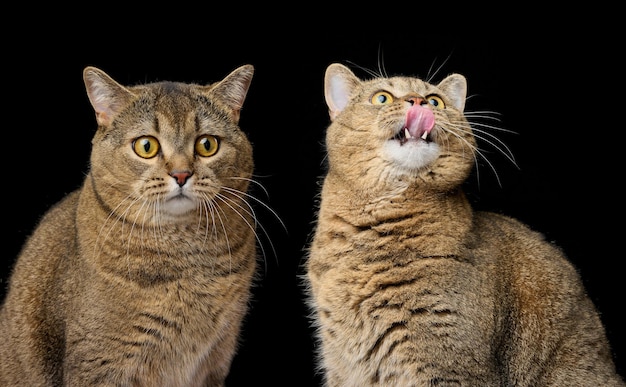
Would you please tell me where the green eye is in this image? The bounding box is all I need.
[195,134,219,157]
[133,136,160,159]
[426,95,445,109]
[371,91,394,105]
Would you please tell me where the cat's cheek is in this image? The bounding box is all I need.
[382,141,440,171]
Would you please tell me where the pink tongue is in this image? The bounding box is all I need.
[405,105,435,138]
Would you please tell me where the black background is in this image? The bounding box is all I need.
[3,26,624,386]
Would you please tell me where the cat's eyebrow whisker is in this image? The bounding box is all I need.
[346,61,381,79]
[426,53,452,84]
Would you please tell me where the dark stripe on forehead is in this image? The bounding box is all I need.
[153,111,161,134]
[154,82,195,137]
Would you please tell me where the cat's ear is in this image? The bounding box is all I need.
[324,63,361,121]
[83,67,135,127]
[207,64,254,123]
[437,74,467,112]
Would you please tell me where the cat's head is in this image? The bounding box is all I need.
[323,63,476,193]
[82,65,255,225]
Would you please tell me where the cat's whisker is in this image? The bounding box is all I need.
[197,195,221,272]
[440,123,496,186]
[463,110,505,123]
[149,197,166,259]
[221,187,279,269]
[196,195,213,250]
[463,111,518,167]
[426,53,452,84]
[227,177,288,233]
[206,196,234,274]
[96,192,144,271]
[444,118,517,188]
[470,127,518,168]
[216,191,272,270]
[127,197,150,257]
[346,61,381,79]
[94,190,134,256]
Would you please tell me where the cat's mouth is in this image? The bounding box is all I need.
[393,105,435,145]
[394,127,431,145]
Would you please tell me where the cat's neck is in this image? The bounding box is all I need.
[316,173,474,257]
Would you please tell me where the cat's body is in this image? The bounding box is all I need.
[0,65,257,386]
[305,63,624,386]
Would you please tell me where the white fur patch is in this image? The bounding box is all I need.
[382,140,439,171]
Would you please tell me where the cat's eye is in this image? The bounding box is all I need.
[425,95,445,109]
[371,91,394,105]
[195,134,220,157]
[133,136,160,159]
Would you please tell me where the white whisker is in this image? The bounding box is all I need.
[221,187,279,270]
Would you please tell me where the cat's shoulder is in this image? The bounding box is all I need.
[473,210,576,269]
[26,190,81,244]
[472,211,561,251]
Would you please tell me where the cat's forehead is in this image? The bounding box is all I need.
[130,81,218,118]
[112,81,235,139]
[363,76,436,96]
[135,81,202,104]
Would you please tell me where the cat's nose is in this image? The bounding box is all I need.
[170,170,192,187]
[406,96,425,106]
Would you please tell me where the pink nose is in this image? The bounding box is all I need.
[406,96,424,106]
[170,171,192,187]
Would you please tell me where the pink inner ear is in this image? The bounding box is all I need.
[326,76,353,120]
[94,110,112,126]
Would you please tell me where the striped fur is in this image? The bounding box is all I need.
[305,63,624,386]
[0,65,259,386]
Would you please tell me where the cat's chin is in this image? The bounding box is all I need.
[382,140,439,170]
[161,196,197,217]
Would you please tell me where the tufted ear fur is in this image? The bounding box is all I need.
[437,73,467,112]
[83,67,136,127]
[206,64,254,123]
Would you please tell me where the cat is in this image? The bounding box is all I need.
[304,62,625,386]
[0,64,259,386]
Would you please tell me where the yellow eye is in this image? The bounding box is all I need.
[371,91,394,105]
[425,95,445,109]
[133,136,160,159]
[195,134,219,157]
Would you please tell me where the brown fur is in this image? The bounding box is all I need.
[0,65,258,386]
[305,63,624,386]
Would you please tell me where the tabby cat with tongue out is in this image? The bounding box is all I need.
[304,63,624,386]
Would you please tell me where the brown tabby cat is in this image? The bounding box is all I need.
[0,64,258,386]
[305,63,625,386]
